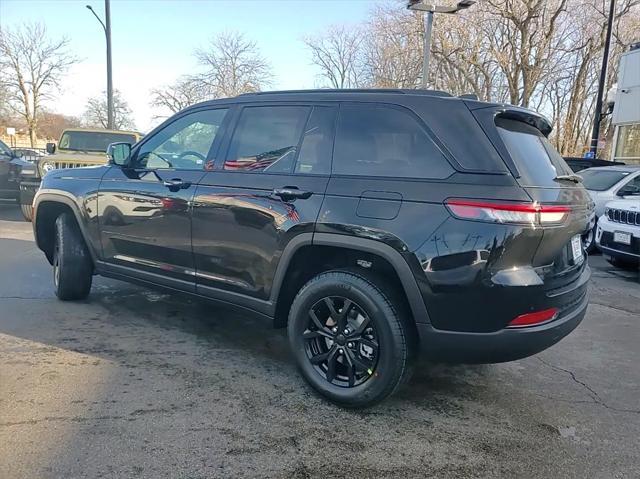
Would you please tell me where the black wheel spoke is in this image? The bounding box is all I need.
[309,309,328,332]
[303,329,331,340]
[336,299,352,331]
[325,348,338,383]
[324,297,339,320]
[352,315,371,336]
[348,349,373,372]
[310,350,330,365]
[343,351,356,387]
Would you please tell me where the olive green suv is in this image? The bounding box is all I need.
[20,128,142,221]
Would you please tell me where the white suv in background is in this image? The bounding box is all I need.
[581,166,640,251]
[596,200,640,267]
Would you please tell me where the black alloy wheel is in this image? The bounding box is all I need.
[304,296,379,388]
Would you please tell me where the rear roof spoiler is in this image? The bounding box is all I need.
[464,102,553,136]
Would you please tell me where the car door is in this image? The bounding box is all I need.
[191,103,336,306]
[98,107,230,290]
[0,140,16,199]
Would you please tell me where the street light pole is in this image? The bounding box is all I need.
[589,0,616,158]
[86,1,114,130]
[422,11,434,89]
[408,1,476,89]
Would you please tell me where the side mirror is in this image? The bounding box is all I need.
[46,143,56,154]
[12,150,23,159]
[107,142,132,166]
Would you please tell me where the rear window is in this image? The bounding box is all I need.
[496,117,573,186]
[333,104,454,179]
[580,169,631,191]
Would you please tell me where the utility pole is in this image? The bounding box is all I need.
[589,0,616,158]
[86,1,114,130]
[407,1,475,89]
[422,11,434,89]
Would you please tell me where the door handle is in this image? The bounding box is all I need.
[273,187,312,200]
[163,178,191,190]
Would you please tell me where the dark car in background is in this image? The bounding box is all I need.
[0,139,30,204]
[30,89,592,407]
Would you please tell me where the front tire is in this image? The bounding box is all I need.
[53,213,93,300]
[288,270,414,408]
[20,203,33,222]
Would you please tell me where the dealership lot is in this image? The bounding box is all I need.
[0,203,638,478]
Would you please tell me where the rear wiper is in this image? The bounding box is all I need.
[554,174,582,184]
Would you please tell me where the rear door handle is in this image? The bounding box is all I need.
[273,187,312,200]
[163,178,191,191]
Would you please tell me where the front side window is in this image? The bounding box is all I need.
[332,104,454,179]
[224,106,310,172]
[135,108,228,170]
[580,169,630,191]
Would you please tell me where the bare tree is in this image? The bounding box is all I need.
[195,31,272,98]
[0,23,77,146]
[83,90,135,130]
[304,25,366,88]
[150,76,212,116]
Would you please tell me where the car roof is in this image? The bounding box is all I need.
[61,128,142,136]
[583,165,640,172]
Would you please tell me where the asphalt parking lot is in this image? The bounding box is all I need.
[0,203,638,479]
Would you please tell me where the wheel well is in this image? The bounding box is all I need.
[35,201,76,264]
[273,245,413,328]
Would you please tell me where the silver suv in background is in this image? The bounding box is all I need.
[580,166,640,251]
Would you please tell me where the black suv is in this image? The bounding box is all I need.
[32,90,592,407]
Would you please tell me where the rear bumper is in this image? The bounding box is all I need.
[417,265,590,363]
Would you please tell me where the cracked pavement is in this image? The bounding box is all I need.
[0,203,639,478]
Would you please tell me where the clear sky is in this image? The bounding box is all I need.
[1,0,385,132]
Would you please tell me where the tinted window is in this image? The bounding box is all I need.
[294,106,336,175]
[496,117,573,186]
[580,169,631,191]
[0,140,12,156]
[333,104,453,178]
[135,108,227,170]
[59,131,138,152]
[225,106,310,172]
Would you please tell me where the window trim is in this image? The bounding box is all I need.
[212,102,338,177]
[128,106,233,171]
[330,101,456,181]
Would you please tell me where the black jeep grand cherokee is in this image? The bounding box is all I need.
[32,90,592,407]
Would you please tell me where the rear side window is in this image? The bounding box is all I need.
[224,106,309,172]
[333,104,454,179]
[496,117,573,186]
[580,169,631,191]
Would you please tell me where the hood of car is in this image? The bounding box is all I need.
[605,199,640,211]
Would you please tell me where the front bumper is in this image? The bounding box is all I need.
[19,179,41,206]
[596,216,640,262]
[417,265,590,364]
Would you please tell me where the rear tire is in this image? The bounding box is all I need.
[288,270,414,408]
[20,203,33,222]
[583,225,596,254]
[53,212,93,300]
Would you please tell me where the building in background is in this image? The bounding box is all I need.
[610,42,640,164]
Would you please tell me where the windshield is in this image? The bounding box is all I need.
[580,169,631,191]
[496,117,573,186]
[58,131,137,152]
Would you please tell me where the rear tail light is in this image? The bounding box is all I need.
[445,199,570,226]
[508,307,559,328]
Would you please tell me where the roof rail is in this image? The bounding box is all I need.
[238,88,453,97]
